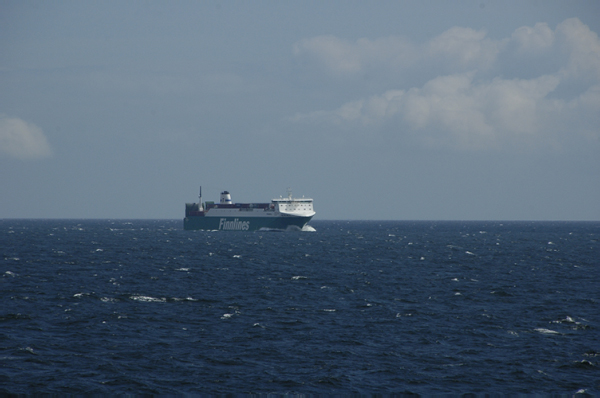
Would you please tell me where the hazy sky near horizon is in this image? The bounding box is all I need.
[1,0,599,220]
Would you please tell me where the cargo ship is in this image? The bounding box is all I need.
[184,187,315,231]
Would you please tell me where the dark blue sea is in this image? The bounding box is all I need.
[2,220,599,395]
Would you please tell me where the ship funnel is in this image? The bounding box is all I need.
[220,191,232,204]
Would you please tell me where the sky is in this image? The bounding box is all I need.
[1,0,599,221]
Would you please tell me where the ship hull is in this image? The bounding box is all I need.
[183,215,313,231]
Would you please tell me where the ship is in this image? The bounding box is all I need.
[184,187,315,231]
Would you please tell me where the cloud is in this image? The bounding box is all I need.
[294,73,566,150]
[291,18,600,151]
[293,35,417,77]
[426,27,505,70]
[0,115,53,160]
[293,27,503,77]
[511,22,554,54]
[293,18,599,80]
[555,18,600,81]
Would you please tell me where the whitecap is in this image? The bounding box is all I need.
[130,295,166,303]
[100,297,117,303]
[576,360,594,367]
[302,225,316,232]
[5,271,17,277]
[552,316,577,325]
[291,276,307,280]
[171,297,197,302]
[465,251,475,255]
[534,328,560,335]
[221,313,234,319]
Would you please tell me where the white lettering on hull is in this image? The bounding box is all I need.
[219,218,250,231]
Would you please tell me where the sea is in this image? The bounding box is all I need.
[1,219,599,396]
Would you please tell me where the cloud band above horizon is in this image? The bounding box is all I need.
[292,18,600,151]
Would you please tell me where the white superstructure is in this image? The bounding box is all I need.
[272,191,315,217]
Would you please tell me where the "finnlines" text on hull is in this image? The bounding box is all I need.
[219,218,250,231]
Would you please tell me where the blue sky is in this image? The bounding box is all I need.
[1,0,599,220]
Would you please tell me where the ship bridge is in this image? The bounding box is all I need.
[272,193,315,217]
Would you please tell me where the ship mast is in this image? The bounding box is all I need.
[198,186,203,211]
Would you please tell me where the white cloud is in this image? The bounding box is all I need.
[0,116,53,160]
[511,22,554,54]
[292,18,600,151]
[426,27,505,70]
[295,73,565,150]
[293,19,600,80]
[555,18,600,81]
[293,27,503,77]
